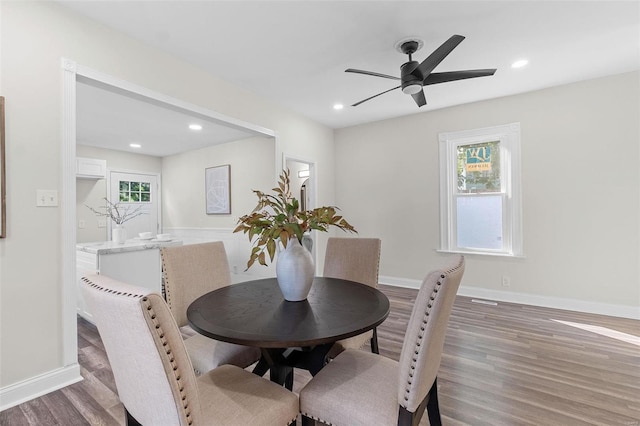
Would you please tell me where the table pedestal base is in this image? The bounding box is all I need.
[252,344,333,390]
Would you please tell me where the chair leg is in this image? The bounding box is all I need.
[125,407,142,426]
[285,368,294,391]
[301,414,315,425]
[252,356,270,377]
[370,327,380,354]
[398,395,428,426]
[397,382,435,426]
[426,378,442,426]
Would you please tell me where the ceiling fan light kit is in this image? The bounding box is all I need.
[346,35,497,107]
[402,83,422,95]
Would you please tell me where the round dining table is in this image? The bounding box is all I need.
[187,277,390,388]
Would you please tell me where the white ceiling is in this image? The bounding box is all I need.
[76,78,258,157]
[63,1,639,155]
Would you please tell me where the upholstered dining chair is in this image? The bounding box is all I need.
[323,237,382,358]
[161,242,261,374]
[300,255,465,426]
[81,274,299,426]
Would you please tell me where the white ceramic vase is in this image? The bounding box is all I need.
[112,225,127,244]
[276,237,315,301]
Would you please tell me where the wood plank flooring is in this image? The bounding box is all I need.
[1,285,639,425]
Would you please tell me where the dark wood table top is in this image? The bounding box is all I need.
[187,277,390,349]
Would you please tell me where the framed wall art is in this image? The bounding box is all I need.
[205,164,231,215]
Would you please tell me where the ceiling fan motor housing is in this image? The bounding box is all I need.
[401,61,422,94]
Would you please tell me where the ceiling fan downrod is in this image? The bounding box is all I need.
[400,40,423,94]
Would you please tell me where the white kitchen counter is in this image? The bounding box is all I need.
[77,238,182,254]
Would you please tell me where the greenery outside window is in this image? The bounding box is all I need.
[119,180,151,203]
[439,123,522,256]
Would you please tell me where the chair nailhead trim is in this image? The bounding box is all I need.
[301,413,336,426]
[160,249,175,307]
[81,277,146,300]
[142,297,193,424]
[400,258,464,409]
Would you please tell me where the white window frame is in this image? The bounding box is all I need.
[439,122,523,257]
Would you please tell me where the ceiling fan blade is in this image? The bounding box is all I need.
[424,69,497,85]
[411,90,426,107]
[414,35,465,79]
[345,68,400,81]
[352,85,401,106]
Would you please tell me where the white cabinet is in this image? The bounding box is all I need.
[76,250,100,320]
[76,157,107,179]
[76,240,181,321]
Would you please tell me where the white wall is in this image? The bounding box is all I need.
[76,145,162,243]
[0,1,334,404]
[161,136,274,230]
[161,136,278,280]
[335,71,640,317]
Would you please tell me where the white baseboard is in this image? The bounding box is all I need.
[0,364,82,411]
[379,275,640,320]
[379,275,423,290]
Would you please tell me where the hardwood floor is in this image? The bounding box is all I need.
[2,285,639,425]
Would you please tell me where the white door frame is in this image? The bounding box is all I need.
[61,58,278,368]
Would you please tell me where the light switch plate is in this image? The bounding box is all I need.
[36,190,59,207]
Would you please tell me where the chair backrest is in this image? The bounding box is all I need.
[161,241,232,327]
[81,274,201,426]
[323,237,381,287]
[397,255,465,412]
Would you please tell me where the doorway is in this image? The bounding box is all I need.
[107,170,161,238]
[284,156,317,258]
[62,58,278,369]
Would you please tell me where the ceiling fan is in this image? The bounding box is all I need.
[346,35,497,107]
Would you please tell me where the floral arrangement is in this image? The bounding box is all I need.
[87,197,146,225]
[234,169,356,268]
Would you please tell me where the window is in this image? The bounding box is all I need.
[439,123,522,256]
[119,180,151,203]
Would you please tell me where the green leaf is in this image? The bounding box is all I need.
[267,239,276,261]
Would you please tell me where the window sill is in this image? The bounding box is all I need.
[436,249,525,259]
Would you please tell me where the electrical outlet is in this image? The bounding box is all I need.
[233,265,239,274]
[98,219,106,228]
[78,220,86,229]
[501,275,511,287]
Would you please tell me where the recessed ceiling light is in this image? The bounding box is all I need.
[512,59,529,68]
[333,104,344,110]
[129,143,141,149]
[189,123,203,131]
